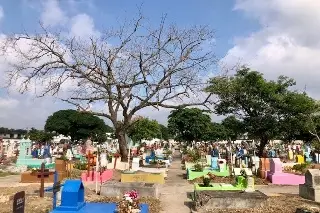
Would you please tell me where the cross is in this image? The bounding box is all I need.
[37,162,51,198]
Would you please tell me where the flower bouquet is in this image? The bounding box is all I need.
[116,190,141,213]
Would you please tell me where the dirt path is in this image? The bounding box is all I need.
[159,150,193,213]
[0,175,52,187]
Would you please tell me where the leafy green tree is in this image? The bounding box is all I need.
[27,128,54,143]
[168,108,212,143]
[206,67,316,156]
[202,122,228,141]
[158,124,172,141]
[127,117,161,144]
[221,116,245,141]
[45,109,113,143]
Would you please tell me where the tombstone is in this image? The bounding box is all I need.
[296,155,305,164]
[100,152,107,167]
[211,157,219,170]
[51,180,149,213]
[218,159,227,172]
[12,191,25,213]
[270,158,283,173]
[55,180,86,211]
[288,150,294,160]
[259,158,270,179]
[206,155,211,166]
[18,139,33,159]
[233,168,241,176]
[245,176,255,192]
[299,169,320,202]
[132,157,140,171]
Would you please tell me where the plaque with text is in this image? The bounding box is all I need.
[13,191,25,213]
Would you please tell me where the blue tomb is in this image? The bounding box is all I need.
[211,157,219,170]
[51,179,149,213]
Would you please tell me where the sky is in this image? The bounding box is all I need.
[0,0,318,129]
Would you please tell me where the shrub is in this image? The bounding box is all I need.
[203,175,211,187]
[194,163,203,172]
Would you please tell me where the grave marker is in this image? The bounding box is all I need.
[12,191,25,213]
[37,162,51,197]
[52,171,61,209]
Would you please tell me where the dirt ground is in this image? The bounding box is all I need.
[0,184,161,213]
[1,154,319,213]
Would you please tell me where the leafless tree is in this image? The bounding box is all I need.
[2,15,216,160]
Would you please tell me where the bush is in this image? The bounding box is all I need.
[194,163,203,172]
[203,175,211,187]
[187,150,201,163]
[74,161,87,170]
[292,163,310,173]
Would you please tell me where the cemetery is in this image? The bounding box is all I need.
[1,2,320,213]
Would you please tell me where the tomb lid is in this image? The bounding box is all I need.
[305,169,320,188]
[57,180,86,211]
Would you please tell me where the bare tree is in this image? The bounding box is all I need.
[2,15,216,160]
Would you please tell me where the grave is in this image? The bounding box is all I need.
[16,138,55,169]
[296,155,305,164]
[211,157,219,170]
[121,172,165,184]
[187,166,230,181]
[299,169,320,202]
[50,179,149,213]
[100,181,160,198]
[80,152,113,183]
[193,190,267,211]
[259,158,270,179]
[206,155,211,166]
[194,176,247,191]
[267,158,304,185]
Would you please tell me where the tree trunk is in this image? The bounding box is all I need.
[116,130,128,162]
[258,136,269,157]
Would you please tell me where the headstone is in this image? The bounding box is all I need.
[259,158,270,179]
[245,177,255,192]
[12,191,25,213]
[211,157,218,170]
[18,139,32,159]
[296,155,305,164]
[100,153,107,167]
[206,155,211,166]
[131,158,140,171]
[289,150,294,160]
[233,168,241,176]
[270,158,282,173]
[299,169,320,202]
[218,159,227,172]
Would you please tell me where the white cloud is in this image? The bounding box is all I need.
[223,0,320,98]
[70,14,100,39]
[41,0,67,27]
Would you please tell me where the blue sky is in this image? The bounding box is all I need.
[0,0,258,58]
[0,0,318,129]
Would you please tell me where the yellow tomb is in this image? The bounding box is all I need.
[121,173,165,184]
[296,155,305,164]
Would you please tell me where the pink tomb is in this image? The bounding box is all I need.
[267,158,304,185]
